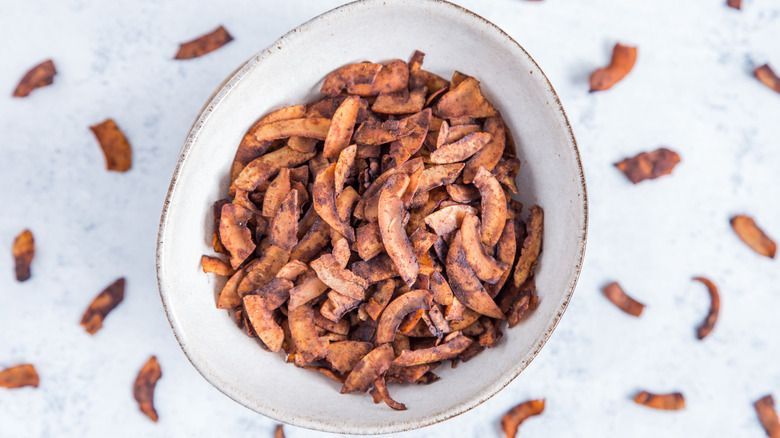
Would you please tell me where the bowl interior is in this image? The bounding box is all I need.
[156,0,586,434]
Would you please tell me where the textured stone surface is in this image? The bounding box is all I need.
[1,0,778,436]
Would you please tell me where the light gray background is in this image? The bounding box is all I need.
[1,0,778,437]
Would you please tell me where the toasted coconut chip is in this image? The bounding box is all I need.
[133,356,162,422]
[478,317,503,347]
[589,43,637,92]
[447,233,504,319]
[313,164,355,241]
[290,217,331,264]
[487,220,517,298]
[244,295,284,352]
[315,311,350,335]
[446,184,480,203]
[13,59,56,98]
[727,0,742,9]
[268,190,300,252]
[324,96,361,158]
[201,255,235,276]
[615,148,680,184]
[325,341,373,374]
[373,377,407,410]
[388,109,432,169]
[450,71,470,88]
[252,118,331,144]
[334,145,357,195]
[424,204,478,236]
[730,215,776,258]
[419,70,449,94]
[258,277,294,310]
[174,25,233,59]
[289,303,328,364]
[212,199,230,254]
[363,171,412,222]
[288,274,328,310]
[12,229,34,282]
[755,395,780,438]
[80,278,125,335]
[755,65,780,94]
[408,50,427,89]
[399,310,425,334]
[462,116,505,183]
[275,260,308,282]
[365,278,396,320]
[352,253,398,283]
[275,424,285,438]
[333,186,361,243]
[633,391,685,410]
[311,254,368,300]
[349,60,409,96]
[262,168,291,217]
[321,62,383,96]
[423,304,451,336]
[372,87,427,114]
[219,203,256,269]
[0,364,39,389]
[410,227,437,259]
[356,222,384,261]
[301,366,345,384]
[461,213,510,284]
[90,119,132,172]
[602,281,644,317]
[394,331,472,366]
[501,399,545,438]
[378,187,419,287]
[376,289,433,344]
[235,147,317,192]
[361,158,424,204]
[237,245,289,296]
[341,344,395,393]
[448,308,481,331]
[435,76,497,119]
[417,163,464,194]
[218,268,246,309]
[692,277,720,340]
[430,270,455,307]
[473,166,508,247]
[429,132,492,164]
[322,291,362,322]
[234,105,307,177]
[353,118,416,146]
[503,278,537,328]
[513,205,544,287]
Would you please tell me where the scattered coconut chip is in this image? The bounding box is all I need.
[201,255,235,276]
[755,65,780,94]
[590,43,637,92]
[174,25,233,59]
[90,119,132,172]
[727,0,742,9]
[633,391,685,410]
[501,399,545,438]
[80,278,125,335]
[13,60,56,98]
[0,364,39,389]
[615,147,680,184]
[602,281,644,317]
[12,229,34,282]
[755,395,780,438]
[133,356,162,422]
[730,215,776,258]
[692,276,720,340]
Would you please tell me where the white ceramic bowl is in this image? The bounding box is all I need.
[156,0,587,433]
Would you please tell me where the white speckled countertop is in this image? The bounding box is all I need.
[1,0,779,436]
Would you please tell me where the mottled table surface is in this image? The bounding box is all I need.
[2,0,779,437]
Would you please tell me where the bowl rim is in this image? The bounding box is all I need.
[156,0,588,433]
